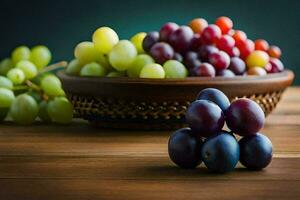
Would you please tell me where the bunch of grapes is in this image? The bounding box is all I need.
[168,88,272,173]
[0,46,73,125]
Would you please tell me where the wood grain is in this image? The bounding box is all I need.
[0,87,300,200]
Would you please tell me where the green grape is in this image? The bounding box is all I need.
[74,41,100,64]
[80,62,106,77]
[65,59,83,75]
[27,91,42,103]
[130,32,147,54]
[16,60,38,79]
[108,40,137,71]
[96,54,114,72]
[0,88,15,107]
[38,100,52,123]
[106,71,126,77]
[0,58,14,75]
[7,68,25,85]
[92,27,119,54]
[127,54,154,78]
[0,76,13,89]
[10,94,38,125]
[30,45,52,70]
[47,97,73,124]
[11,46,31,64]
[0,107,9,121]
[163,60,188,78]
[140,63,165,79]
[40,75,65,97]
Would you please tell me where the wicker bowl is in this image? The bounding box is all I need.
[58,70,294,130]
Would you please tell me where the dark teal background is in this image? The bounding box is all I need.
[0,0,299,84]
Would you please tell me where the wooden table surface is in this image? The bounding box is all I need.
[0,87,300,200]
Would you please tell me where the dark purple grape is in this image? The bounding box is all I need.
[239,133,273,170]
[201,132,240,173]
[168,127,203,169]
[159,22,179,42]
[198,45,219,61]
[193,63,216,77]
[225,98,265,136]
[186,100,224,137]
[217,69,235,77]
[184,51,201,69]
[197,88,230,111]
[149,42,174,64]
[173,53,183,62]
[190,34,203,51]
[265,58,284,73]
[169,26,194,53]
[209,51,230,70]
[229,57,246,75]
[142,31,159,52]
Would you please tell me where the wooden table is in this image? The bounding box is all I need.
[0,87,299,200]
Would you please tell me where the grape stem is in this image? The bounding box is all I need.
[25,80,49,101]
[39,61,68,74]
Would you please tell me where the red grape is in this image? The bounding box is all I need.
[209,51,230,70]
[198,45,219,61]
[265,58,284,73]
[237,39,255,60]
[232,30,247,44]
[149,42,174,64]
[201,24,222,44]
[217,35,235,53]
[267,45,281,58]
[142,31,159,52]
[159,22,179,42]
[169,26,194,53]
[227,47,240,57]
[215,16,233,34]
[193,63,216,77]
[229,57,246,75]
[255,39,269,51]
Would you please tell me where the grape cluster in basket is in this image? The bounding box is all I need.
[168,88,273,173]
[0,46,73,125]
[66,16,284,79]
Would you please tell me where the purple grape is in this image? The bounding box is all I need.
[265,58,284,73]
[225,98,265,136]
[190,34,203,51]
[229,57,246,75]
[201,132,240,173]
[193,63,216,77]
[149,42,174,64]
[184,51,201,69]
[198,45,219,61]
[197,88,230,111]
[173,53,183,62]
[159,22,179,42]
[239,133,273,170]
[186,100,225,137]
[168,127,203,169]
[209,51,230,70]
[142,31,159,52]
[217,69,235,77]
[169,26,194,53]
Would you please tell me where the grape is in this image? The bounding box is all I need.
[239,133,273,170]
[0,88,15,107]
[0,107,9,121]
[197,88,230,111]
[193,63,216,77]
[246,50,269,68]
[41,75,65,97]
[189,18,208,34]
[229,57,246,75]
[168,127,203,169]
[184,51,201,69]
[173,53,183,62]
[30,45,52,70]
[142,31,159,52]
[159,22,179,42]
[201,25,221,44]
[11,46,31,64]
[7,68,25,85]
[0,58,14,75]
[247,67,267,76]
[227,47,240,57]
[130,32,147,54]
[201,132,239,173]
[92,27,119,54]
[225,98,265,136]
[80,62,106,77]
[27,91,42,103]
[127,54,154,78]
[96,53,113,71]
[38,100,52,123]
[190,34,203,51]
[163,60,188,78]
[209,51,230,70]
[108,40,137,71]
[149,42,174,64]
[217,69,235,77]
[169,26,194,53]
[254,39,269,51]
[217,35,235,53]
[16,60,38,79]
[10,94,38,125]
[47,97,73,124]
[106,71,126,77]
[65,59,83,75]
[267,45,281,58]
[139,63,165,79]
[215,16,233,34]
[186,100,225,137]
[74,41,99,64]
[265,58,284,73]
[232,30,247,44]
[236,39,254,60]
[198,45,219,61]
[0,76,13,89]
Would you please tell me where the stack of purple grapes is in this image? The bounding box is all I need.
[168,88,273,173]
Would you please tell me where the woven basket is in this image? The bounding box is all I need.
[58,70,294,130]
